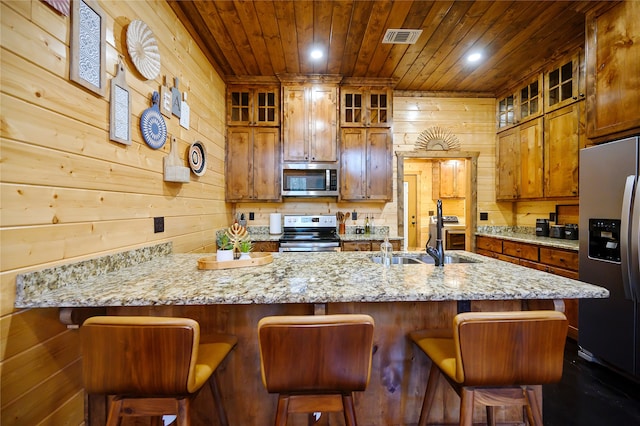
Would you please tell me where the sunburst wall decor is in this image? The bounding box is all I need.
[415,126,461,151]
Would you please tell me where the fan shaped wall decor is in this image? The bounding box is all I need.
[126,20,160,80]
[415,126,461,151]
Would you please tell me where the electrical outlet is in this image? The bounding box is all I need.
[480,212,489,221]
[154,217,164,233]
[249,212,255,220]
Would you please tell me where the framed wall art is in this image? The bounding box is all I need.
[110,58,131,145]
[70,0,106,96]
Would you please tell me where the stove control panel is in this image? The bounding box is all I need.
[283,215,337,228]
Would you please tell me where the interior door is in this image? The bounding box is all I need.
[405,174,419,249]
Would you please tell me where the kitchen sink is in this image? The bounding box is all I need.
[415,255,479,264]
[371,256,422,265]
[371,253,479,265]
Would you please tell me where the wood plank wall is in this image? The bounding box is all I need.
[0,1,229,424]
[394,95,510,228]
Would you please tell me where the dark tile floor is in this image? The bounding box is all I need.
[543,339,640,425]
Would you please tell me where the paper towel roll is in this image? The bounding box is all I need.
[269,213,282,234]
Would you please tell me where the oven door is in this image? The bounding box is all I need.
[279,241,341,252]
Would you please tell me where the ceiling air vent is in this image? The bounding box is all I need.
[382,29,423,44]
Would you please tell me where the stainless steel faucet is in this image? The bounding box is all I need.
[426,200,445,266]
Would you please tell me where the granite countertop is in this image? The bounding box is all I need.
[16,250,606,308]
[475,230,579,251]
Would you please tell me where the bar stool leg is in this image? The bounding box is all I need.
[418,363,441,426]
[176,399,190,426]
[459,388,475,426]
[106,398,123,426]
[275,395,290,426]
[343,393,358,426]
[209,372,229,426]
[486,406,496,426]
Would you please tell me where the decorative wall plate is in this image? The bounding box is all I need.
[415,126,461,151]
[189,141,207,176]
[126,20,160,80]
[140,92,167,149]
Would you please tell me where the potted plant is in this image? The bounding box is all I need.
[238,240,253,260]
[216,233,234,262]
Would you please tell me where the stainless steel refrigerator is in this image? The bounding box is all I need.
[578,136,640,380]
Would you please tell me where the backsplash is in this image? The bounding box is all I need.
[476,226,535,235]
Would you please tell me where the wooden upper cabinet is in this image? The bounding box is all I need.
[544,102,584,198]
[518,117,544,199]
[544,51,584,113]
[226,127,280,202]
[341,87,392,128]
[282,82,338,163]
[227,85,279,127]
[432,160,466,199]
[586,1,640,140]
[340,128,392,201]
[496,127,519,200]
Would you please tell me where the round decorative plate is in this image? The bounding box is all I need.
[140,92,167,149]
[189,141,207,176]
[126,20,161,80]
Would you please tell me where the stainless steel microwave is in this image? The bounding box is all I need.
[281,163,339,197]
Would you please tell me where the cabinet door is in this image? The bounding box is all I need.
[340,128,367,200]
[254,88,279,126]
[433,160,466,199]
[586,1,640,139]
[310,85,338,162]
[368,90,391,127]
[496,128,519,200]
[341,90,365,127]
[518,118,543,199]
[544,103,582,198]
[226,128,252,201]
[545,53,581,112]
[228,89,251,126]
[252,128,280,201]
[282,86,308,161]
[366,128,392,200]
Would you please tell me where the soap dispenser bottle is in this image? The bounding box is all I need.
[380,237,393,267]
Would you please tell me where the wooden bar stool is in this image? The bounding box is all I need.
[258,314,375,426]
[80,316,237,426]
[410,310,568,426]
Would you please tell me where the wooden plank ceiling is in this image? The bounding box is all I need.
[168,0,600,94]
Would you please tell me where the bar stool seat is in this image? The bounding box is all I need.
[410,310,568,426]
[258,314,375,426]
[80,316,237,426]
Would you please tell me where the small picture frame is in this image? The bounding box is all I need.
[70,0,106,96]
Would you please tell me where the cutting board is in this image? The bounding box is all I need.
[163,135,190,183]
[198,252,273,270]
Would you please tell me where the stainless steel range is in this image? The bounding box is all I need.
[279,215,341,252]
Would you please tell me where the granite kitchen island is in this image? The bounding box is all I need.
[16,246,608,426]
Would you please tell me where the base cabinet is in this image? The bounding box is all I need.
[476,235,579,339]
[342,239,401,252]
[252,241,279,252]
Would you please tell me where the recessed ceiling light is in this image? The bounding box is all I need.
[467,52,482,63]
[310,49,323,60]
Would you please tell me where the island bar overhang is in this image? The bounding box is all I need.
[16,247,608,425]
